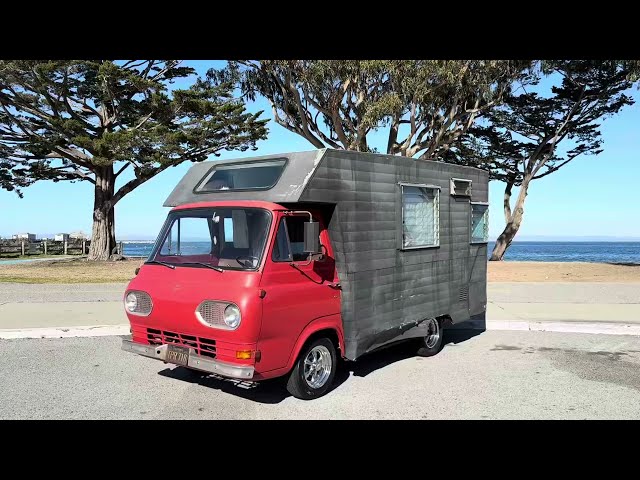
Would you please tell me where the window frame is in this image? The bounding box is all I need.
[399,182,441,251]
[193,158,289,194]
[470,201,489,244]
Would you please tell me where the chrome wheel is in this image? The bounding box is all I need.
[303,345,332,389]
[425,318,440,349]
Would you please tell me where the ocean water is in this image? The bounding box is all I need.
[486,241,640,264]
[122,240,640,264]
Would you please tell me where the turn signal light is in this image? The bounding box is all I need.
[236,350,252,359]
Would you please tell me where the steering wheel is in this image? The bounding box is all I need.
[235,255,259,268]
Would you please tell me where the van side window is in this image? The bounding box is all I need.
[272,220,291,261]
[272,215,318,262]
[285,216,311,261]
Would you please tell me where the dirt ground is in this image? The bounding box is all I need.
[488,261,640,282]
[0,258,143,283]
[0,258,639,284]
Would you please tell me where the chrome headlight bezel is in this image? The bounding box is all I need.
[195,300,241,330]
[124,290,153,316]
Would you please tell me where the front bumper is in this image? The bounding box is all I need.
[122,339,254,380]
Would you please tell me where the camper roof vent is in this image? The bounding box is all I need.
[450,178,472,197]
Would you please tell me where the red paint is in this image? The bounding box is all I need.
[124,202,342,381]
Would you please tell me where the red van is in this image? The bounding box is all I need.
[122,150,489,399]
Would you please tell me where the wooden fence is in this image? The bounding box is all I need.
[0,238,88,258]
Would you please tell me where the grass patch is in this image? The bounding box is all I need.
[0,258,142,283]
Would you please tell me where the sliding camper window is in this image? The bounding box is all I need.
[400,183,440,249]
[470,203,489,243]
[195,159,287,193]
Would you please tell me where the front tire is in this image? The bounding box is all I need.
[416,317,444,357]
[286,337,337,400]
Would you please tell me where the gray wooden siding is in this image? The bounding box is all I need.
[300,150,488,359]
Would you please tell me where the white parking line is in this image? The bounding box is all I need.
[0,324,130,339]
[487,320,640,336]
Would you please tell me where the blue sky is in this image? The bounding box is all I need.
[1,60,639,241]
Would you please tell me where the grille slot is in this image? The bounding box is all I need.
[458,285,469,303]
[147,328,217,358]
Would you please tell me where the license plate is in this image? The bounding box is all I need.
[166,345,189,366]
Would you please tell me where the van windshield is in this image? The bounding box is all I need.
[147,208,271,270]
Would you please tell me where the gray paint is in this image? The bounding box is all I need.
[166,149,488,360]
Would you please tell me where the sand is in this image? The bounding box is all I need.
[488,261,640,283]
[0,258,639,284]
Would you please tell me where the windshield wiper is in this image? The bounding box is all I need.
[181,262,224,273]
[145,260,176,269]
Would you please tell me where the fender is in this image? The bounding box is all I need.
[285,313,344,372]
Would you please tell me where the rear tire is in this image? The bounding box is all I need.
[286,337,337,400]
[416,318,444,357]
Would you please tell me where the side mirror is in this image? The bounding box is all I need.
[303,220,320,254]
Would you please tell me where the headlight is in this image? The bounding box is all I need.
[125,292,138,312]
[223,304,241,329]
[124,290,152,316]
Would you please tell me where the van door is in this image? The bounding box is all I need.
[258,212,340,372]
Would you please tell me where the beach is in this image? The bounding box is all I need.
[488,261,640,283]
[0,258,638,283]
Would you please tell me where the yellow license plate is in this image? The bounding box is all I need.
[166,345,189,366]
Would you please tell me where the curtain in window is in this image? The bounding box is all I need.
[402,186,438,248]
[471,204,489,243]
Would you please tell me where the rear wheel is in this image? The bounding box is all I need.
[286,337,337,400]
[416,318,444,357]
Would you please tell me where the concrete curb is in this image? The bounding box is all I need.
[487,320,640,336]
[0,324,130,339]
[2,321,639,340]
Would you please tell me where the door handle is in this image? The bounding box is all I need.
[327,282,341,289]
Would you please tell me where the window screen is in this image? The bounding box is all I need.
[196,159,286,192]
[471,203,489,243]
[401,184,439,249]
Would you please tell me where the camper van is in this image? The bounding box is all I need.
[121,149,489,399]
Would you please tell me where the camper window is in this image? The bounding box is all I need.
[195,159,287,192]
[470,203,489,243]
[401,184,440,249]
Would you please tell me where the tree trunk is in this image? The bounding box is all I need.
[88,166,117,261]
[490,177,530,261]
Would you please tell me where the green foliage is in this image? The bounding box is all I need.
[445,60,635,184]
[210,60,530,158]
[0,60,268,200]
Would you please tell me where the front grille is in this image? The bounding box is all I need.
[147,328,217,358]
[196,300,227,328]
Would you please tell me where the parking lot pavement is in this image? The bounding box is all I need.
[1,329,639,419]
